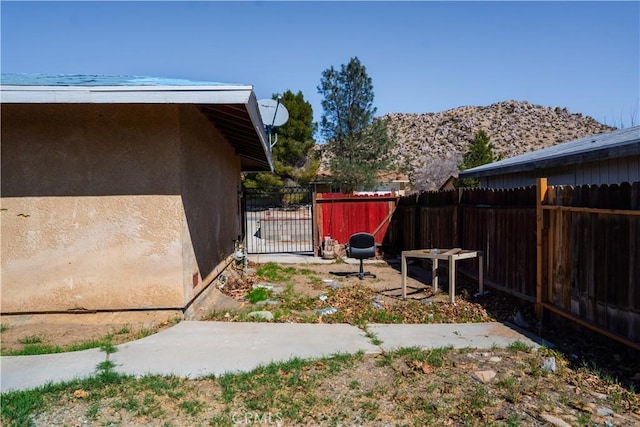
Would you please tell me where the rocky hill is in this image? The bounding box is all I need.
[384,100,615,191]
[317,100,615,192]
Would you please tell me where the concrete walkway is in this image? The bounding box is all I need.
[0,320,545,393]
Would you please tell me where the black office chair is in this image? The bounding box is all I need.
[345,232,377,280]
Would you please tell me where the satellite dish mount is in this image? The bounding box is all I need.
[258,97,289,148]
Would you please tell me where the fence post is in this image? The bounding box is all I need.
[536,178,548,319]
[314,192,321,256]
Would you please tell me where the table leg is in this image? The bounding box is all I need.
[449,255,456,304]
[401,253,407,299]
[432,258,439,292]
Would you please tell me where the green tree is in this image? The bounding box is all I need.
[318,57,396,193]
[457,129,498,188]
[244,90,318,188]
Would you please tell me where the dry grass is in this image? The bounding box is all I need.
[4,346,638,426]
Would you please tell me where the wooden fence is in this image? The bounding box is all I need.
[538,179,640,348]
[388,187,537,302]
[387,180,639,349]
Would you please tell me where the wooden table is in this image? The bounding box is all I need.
[401,248,484,304]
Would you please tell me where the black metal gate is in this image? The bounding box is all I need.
[243,186,314,254]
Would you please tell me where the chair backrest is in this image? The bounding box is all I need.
[348,232,376,259]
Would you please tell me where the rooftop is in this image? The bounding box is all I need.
[0,73,237,87]
[459,126,640,179]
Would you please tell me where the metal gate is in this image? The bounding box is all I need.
[243,186,314,254]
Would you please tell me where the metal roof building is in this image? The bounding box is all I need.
[458,126,640,189]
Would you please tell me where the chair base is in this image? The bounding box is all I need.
[345,271,377,280]
[346,259,377,280]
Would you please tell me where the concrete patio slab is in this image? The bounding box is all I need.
[368,322,544,352]
[112,321,379,378]
[1,348,105,393]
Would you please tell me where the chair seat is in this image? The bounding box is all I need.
[345,232,377,280]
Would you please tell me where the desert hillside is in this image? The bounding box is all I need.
[318,100,615,192]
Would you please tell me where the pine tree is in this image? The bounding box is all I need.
[244,90,317,188]
[318,57,395,193]
[457,129,498,188]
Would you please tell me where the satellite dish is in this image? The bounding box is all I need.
[258,98,289,148]
[258,98,289,128]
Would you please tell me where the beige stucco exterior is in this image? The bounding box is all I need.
[1,103,242,319]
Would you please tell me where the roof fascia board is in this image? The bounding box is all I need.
[0,85,253,104]
[460,140,640,179]
[244,90,273,172]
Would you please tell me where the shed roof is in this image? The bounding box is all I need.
[459,125,640,179]
[0,74,273,172]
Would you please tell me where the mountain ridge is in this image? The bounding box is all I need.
[382,100,615,191]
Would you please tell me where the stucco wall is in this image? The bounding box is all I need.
[177,105,241,304]
[1,195,184,312]
[1,103,241,315]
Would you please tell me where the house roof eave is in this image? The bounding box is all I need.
[1,83,273,172]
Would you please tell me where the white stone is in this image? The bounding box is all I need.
[247,311,274,321]
[540,414,572,427]
[473,370,496,383]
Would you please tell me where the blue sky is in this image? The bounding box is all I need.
[2,1,639,136]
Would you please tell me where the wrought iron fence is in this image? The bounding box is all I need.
[243,186,314,254]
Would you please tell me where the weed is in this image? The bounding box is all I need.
[282,295,317,311]
[256,263,297,282]
[507,340,532,353]
[463,385,490,414]
[363,327,383,346]
[0,323,9,333]
[393,346,451,368]
[576,412,592,426]
[112,395,139,412]
[308,275,324,287]
[505,413,521,426]
[139,375,181,396]
[100,341,117,355]
[272,308,292,320]
[209,413,234,426]
[114,324,131,335]
[377,352,394,367]
[246,287,271,303]
[0,388,46,426]
[18,335,43,345]
[3,332,129,357]
[86,401,100,420]
[359,400,380,420]
[325,352,359,373]
[368,309,403,324]
[180,399,205,416]
[497,375,520,403]
[349,380,360,389]
[136,328,153,339]
[94,359,123,384]
[609,388,624,412]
